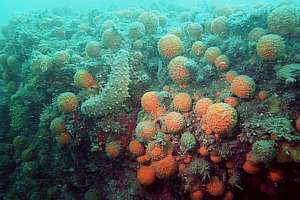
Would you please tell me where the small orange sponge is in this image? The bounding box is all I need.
[204,47,221,64]
[194,98,213,118]
[73,70,97,89]
[135,121,157,142]
[57,92,79,113]
[168,56,190,88]
[141,91,164,117]
[173,92,192,112]
[206,177,225,197]
[163,112,185,133]
[105,141,121,158]
[230,75,256,99]
[152,155,177,179]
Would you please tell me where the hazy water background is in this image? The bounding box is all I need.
[0,0,297,28]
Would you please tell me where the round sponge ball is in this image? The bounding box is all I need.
[57,92,79,113]
[158,34,183,59]
[201,103,237,135]
[256,34,285,60]
[230,75,256,99]
[163,112,185,134]
[173,92,192,112]
[137,166,156,186]
[267,6,298,35]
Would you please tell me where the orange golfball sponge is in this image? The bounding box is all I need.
[224,96,238,107]
[192,41,207,57]
[214,55,229,70]
[190,190,204,200]
[173,92,192,112]
[137,166,156,186]
[152,155,177,179]
[50,116,65,135]
[194,98,213,118]
[225,70,238,83]
[73,70,97,89]
[56,132,72,145]
[256,34,285,60]
[242,161,260,175]
[258,90,269,101]
[206,177,225,197]
[230,75,256,99]
[135,120,157,142]
[158,34,183,59]
[248,27,266,42]
[141,91,164,117]
[57,92,79,113]
[129,140,145,156]
[201,103,237,135]
[204,47,221,64]
[146,143,167,161]
[210,16,228,36]
[268,168,284,182]
[167,56,190,88]
[295,116,300,133]
[163,111,185,133]
[105,141,121,158]
[186,22,203,40]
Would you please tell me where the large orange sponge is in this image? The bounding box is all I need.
[137,166,156,186]
[135,120,157,142]
[256,34,285,60]
[206,177,225,197]
[201,103,237,135]
[163,112,185,133]
[173,92,192,112]
[168,56,190,88]
[158,34,183,59]
[57,92,79,113]
[230,75,256,99]
[194,98,213,118]
[152,155,177,179]
[73,70,97,89]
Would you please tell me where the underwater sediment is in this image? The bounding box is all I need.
[0,1,300,200]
